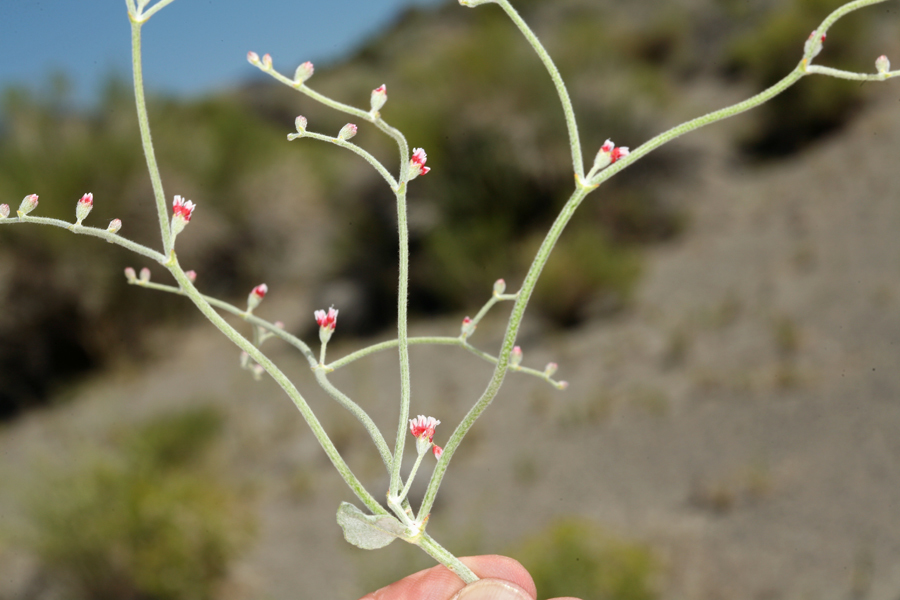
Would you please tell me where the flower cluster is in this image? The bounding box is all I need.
[409,148,430,180]
[171,195,196,240]
[315,306,339,344]
[409,415,442,457]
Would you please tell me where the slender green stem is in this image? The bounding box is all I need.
[389,182,412,497]
[136,0,179,22]
[417,533,478,584]
[805,65,898,81]
[168,261,388,516]
[419,185,591,519]
[296,132,399,190]
[398,451,426,502]
[313,369,394,470]
[815,0,891,35]
[493,0,584,178]
[0,217,166,263]
[129,17,171,254]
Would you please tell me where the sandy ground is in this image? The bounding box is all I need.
[2,75,900,600]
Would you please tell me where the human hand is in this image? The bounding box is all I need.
[358,555,582,600]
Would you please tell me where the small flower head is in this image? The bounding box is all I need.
[171,195,196,238]
[876,55,891,75]
[544,362,558,377]
[124,267,137,283]
[139,267,151,283]
[18,194,38,217]
[409,148,431,179]
[107,218,122,234]
[315,306,339,344]
[247,51,260,66]
[493,278,506,295]
[338,123,358,141]
[262,53,273,70]
[592,139,629,172]
[460,316,476,338]
[247,283,268,312]
[294,61,315,84]
[510,345,523,368]
[432,445,443,459]
[410,415,441,455]
[0,204,9,219]
[370,84,388,113]
[74,193,93,225]
[185,270,197,283]
[557,380,569,391]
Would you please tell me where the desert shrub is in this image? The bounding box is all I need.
[23,406,253,600]
[509,519,659,600]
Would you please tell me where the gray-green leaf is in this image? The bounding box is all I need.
[336,502,407,550]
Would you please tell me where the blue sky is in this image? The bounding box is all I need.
[1,0,446,106]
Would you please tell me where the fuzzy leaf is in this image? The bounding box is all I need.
[336,502,406,550]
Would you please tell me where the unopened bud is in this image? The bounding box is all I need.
[0,204,8,219]
[337,123,358,141]
[294,61,314,84]
[240,351,250,369]
[247,283,268,312]
[558,381,569,390]
[251,363,265,381]
[185,270,197,283]
[804,30,825,60]
[124,267,137,283]
[510,345,523,368]
[493,278,506,295]
[107,218,122,234]
[370,84,387,113]
[295,115,307,133]
[274,321,285,329]
[18,194,38,217]
[876,55,891,75]
[544,362,558,377]
[74,193,93,225]
[460,316,476,338]
[139,267,151,283]
[247,51,260,66]
[262,53,273,70]
[432,445,443,459]
[592,139,629,173]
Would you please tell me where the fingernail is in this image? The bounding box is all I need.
[452,579,533,600]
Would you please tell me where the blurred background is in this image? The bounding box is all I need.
[1,0,899,598]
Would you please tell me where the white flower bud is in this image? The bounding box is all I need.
[876,55,891,75]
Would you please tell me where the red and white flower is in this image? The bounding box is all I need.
[75,193,93,225]
[592,139,630,173]
[315,306,339,344]
[410,415,441,455]
[409,148,430,179]
[171,195,196,238]
[432,445,443,459]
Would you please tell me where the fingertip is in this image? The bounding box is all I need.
[459,555,536,599]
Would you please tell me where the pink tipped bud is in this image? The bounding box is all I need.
[558,381,569,390]
[295,115,307,133]
[409,148,430,179]
[107,219,122,234]
[75,193,93,224]
[274,321,285,329]
[592,139,629,172]
[262,53,273,70]
[493,278,507,295]
[460,316,476,338]
[805,30,825,59]
[876,55,891,75]
[139,267,151,283]
[510,345,523,368]
[247,283,268,312]
[432,445,443,459]
[370,84,387,113]
[247,51,260,65]
[0,204,9,219]
[185,270,197,283]
[294,61,314,84]
[18,194,38,217]
[315,306,339,344]
[544,362,558,377]
[124,267,137,282]
[251,364,265,381]
[337,123,358,141]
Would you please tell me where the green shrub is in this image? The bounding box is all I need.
[509,519,659,600]
[23,406,253,600]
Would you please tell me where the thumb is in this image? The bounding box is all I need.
[451,579,534,600]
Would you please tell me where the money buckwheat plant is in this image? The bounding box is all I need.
[2,0,898,588]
